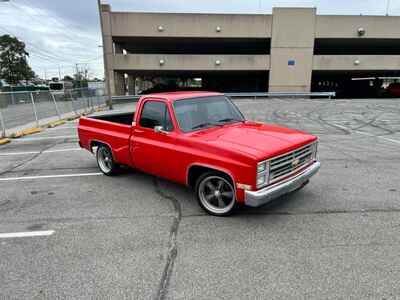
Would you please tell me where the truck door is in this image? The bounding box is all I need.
[130,99,177,179]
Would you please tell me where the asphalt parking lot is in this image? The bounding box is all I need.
[1,98,400,299]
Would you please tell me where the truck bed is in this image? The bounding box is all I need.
[78,111,135,166]
[89,111,135,125]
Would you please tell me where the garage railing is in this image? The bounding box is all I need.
[111,91,336,103]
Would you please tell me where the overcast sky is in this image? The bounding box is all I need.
[0,0,399,80]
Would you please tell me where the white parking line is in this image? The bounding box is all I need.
[0,148,82,156]
[11,135,77,141]
[334,123,400,145]
[0,230,55,239]
[0,172,102,181]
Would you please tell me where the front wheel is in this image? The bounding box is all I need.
[195,172,237,216]
[96,145,119,175]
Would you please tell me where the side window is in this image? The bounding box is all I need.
[139,101,174,131]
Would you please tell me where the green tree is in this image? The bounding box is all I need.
[0,34,35,84]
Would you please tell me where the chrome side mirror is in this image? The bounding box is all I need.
[154,125,168,134]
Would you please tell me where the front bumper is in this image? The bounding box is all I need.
[244,161,321,207]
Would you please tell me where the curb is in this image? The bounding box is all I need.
[9,127,43,139]
[47,120,66,128]
[0,138,11,145]
[66,115,80,121]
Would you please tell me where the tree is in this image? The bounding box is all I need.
[0,35,35,85]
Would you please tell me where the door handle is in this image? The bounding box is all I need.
[133,129,144,134]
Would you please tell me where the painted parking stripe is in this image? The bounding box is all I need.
[0,148,82,156]
[0,172,102,182]
[11,135,77,141]
[0,230,55,239]
[334,123,400,145]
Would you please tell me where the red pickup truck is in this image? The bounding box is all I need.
[78,92,320,216]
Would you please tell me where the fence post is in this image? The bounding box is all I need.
[0,109,6,138]
[30,92,40,127]
[50,92,62,120]
[69,90,78,115]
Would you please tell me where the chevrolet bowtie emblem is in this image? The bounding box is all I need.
[292,158,300,166]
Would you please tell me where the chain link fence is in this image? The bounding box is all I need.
[0,88,107,138]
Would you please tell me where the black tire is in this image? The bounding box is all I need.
[195,171,237,216]
[96,145,119,176]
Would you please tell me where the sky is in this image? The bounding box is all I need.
[0,0,399,80]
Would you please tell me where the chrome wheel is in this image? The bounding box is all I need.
[198,175,235,215]
[97,146,114,174]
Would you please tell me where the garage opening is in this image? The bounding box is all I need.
[121,71,269,94]
[113,37,270,55]
[312,71,400,98]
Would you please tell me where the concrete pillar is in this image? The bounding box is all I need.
[114,72,125,95]
[100,4,116,96]
[269,8,316,92]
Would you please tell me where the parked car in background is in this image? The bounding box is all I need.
[386,82,400,97]
[49,80,73,97]
[78,92,320,216]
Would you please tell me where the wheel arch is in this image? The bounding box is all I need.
[89,140,117,161]
[186,163,236,190]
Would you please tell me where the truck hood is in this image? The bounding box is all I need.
[191,121,317,160]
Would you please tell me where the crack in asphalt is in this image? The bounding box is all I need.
[0,141,61,177]
[183,207,400,218]
[153,178,182,300]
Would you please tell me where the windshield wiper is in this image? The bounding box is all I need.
[217,118,244,124]
[191,122,222,130]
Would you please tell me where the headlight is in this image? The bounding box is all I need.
[256,160,269,188]
[257,161,267,173]
[257,173,267,186]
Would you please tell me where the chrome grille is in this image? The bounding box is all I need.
[269,143,314,182]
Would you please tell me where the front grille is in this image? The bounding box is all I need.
[269,143,314,183]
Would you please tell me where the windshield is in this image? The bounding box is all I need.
[173,96,245,132]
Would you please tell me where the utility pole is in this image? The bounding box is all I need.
[386,0,391,15]
[97,0,113,109]
[58,65,62,81]
[75,63,80,88]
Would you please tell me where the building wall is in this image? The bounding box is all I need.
[100,4,400,95]
[113,54,270,71]
[313,55,400,70]
[316,15,400,38]
[269,8,316,92]
[110,12,272,38]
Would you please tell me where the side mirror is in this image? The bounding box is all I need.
[154,125,169,134]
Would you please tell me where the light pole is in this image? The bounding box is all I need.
[97,0,113,110]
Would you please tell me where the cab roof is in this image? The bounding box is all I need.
[140,91,223,102]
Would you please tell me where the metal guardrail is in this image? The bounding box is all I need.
[225,92,336,99]
[111,91,336,102]
[111,95,141,102]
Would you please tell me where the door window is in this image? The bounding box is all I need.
[139,101,173,131]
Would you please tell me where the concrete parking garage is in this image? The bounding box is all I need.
[100,4,400,97]
[1,98,399,299]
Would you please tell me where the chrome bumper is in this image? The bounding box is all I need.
[244,161,321,207]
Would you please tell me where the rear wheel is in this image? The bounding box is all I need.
[96,145,119,175]
[195,171,237,216]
